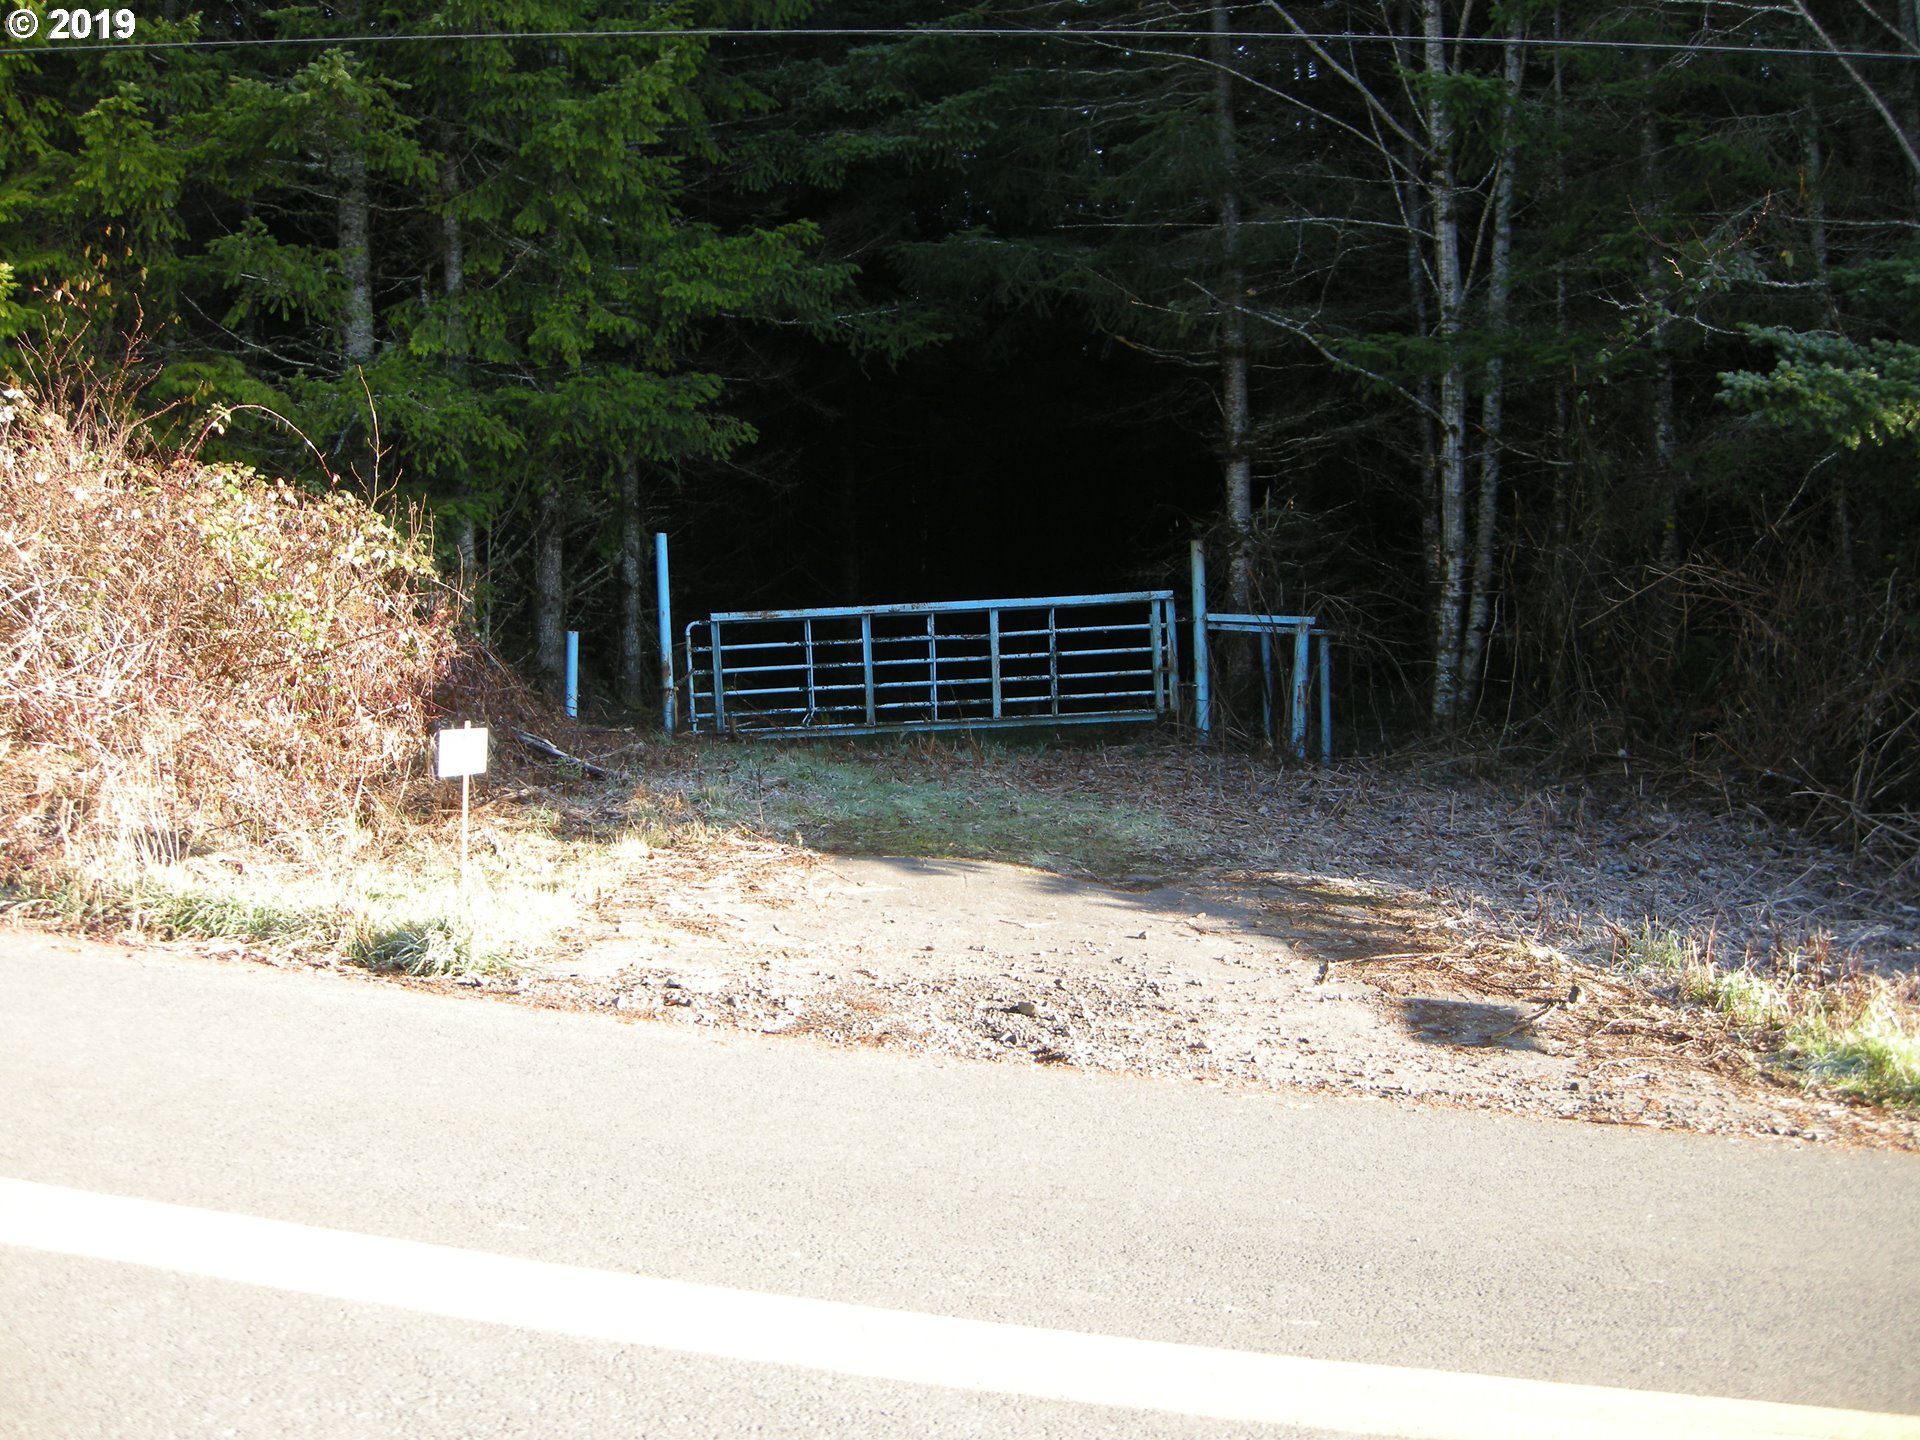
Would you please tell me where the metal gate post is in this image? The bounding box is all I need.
[1318,631,1332,760]
[860,613,876,725]
[1047,607,1060,716]
[1149,597,1167,713]
[684,624,700,730]
[709,620,727,731]
[654,532,676,735]
[565,631,579,718]
[803,617,817,723]
[927,613,939,720]
[1166,597,1182,713]
[1190,541,1211,741]
[1290,623,1311,759]
[989,608,1004,719]
[1259,632,1273,741]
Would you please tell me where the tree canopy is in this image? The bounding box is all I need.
[4,0,1918,814]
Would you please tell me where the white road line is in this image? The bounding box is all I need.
[1,1178,1912,1440]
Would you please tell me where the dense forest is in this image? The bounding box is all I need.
[3,2,1918,837]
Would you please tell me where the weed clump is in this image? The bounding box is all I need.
[1621,926,1920,1109]
[0,384,461,876]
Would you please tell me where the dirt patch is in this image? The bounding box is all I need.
[474,843,1916,1149]
[111,739,1912,1147]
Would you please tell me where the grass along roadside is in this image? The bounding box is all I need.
[10,725,1919,1119]
[4,735,1187,977]
[3,793,701,976]
[1619,927,1920,1109]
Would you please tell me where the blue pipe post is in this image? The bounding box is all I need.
[859,614,875,726]
[989,607,1005,720]
[710,619,728,731]
[1317,631,1332,760]
[1289,623,1311,759]
[1259,632,1274,742]
[565,631,579,718]
[655,532,675,735]
[1190,540,1210,742]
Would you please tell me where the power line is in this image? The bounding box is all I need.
[8,24,1918,64]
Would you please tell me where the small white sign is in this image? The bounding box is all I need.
[435,725,490,779]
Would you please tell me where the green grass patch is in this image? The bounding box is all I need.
[1620,925,1919,1109]
[1787,996,1920,1109]
[347,915,488,976]
[1692,966,1791,1028]
[677,739,1194,877]
[130,882,317,945]
[11,802,670,978]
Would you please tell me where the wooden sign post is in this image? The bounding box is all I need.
[434,722,490,891]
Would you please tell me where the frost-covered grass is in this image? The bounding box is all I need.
[672,735,1195,878]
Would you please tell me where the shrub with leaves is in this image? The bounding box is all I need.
[0,385,462,872]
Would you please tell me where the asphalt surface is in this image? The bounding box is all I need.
[2,930,1917,1438]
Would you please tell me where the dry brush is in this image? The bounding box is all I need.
[0,386,465,878]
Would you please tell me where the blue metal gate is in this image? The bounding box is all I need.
[685,591,1179,737]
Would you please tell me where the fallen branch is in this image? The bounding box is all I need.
[510,728,611,778]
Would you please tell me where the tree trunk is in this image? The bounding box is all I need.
[338,146,374,368]
[1550,3,1567,445]
[619,461,648,705]
[1460,22,1524,714]
[1425,0,1470,729]
[1651,357,1680,572]
[1905,0,1920,216]
[452,514,478,607]
[1389,2,1439,598]
[1544,4,1577,715]
[330,115,376,490]
[440,157,479,613]
[440,157,465,360]
[535,486,565,696]
[1211,1,1254,614]
[1402,165,1439,600]
[1805,111,1857,619]
[1643,107,1682,579]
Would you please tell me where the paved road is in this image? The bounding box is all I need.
[2,932,1917,1439]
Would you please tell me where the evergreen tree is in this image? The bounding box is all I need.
[1,0,865,700]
